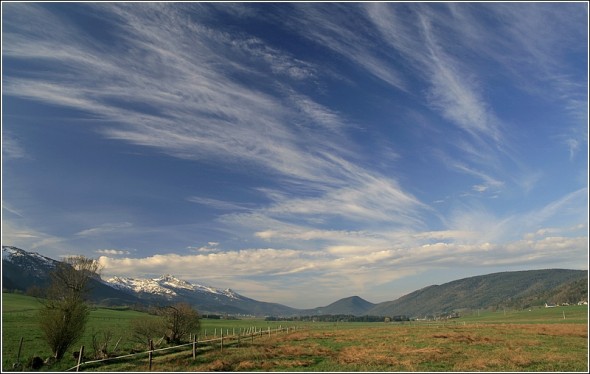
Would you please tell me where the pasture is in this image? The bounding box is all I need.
[2,292,588,371]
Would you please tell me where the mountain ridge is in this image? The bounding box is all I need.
[367,268,588,317]
[2,246,587,317]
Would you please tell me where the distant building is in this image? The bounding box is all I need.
[545,303,557,308]
[578,300,588,305]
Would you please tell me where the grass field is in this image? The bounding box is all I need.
[2,292,588,371]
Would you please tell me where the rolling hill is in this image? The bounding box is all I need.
[2,246,587,318]
[306,296,375,315]
[368,269,587,317]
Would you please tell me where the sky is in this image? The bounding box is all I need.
[1,2,588,309]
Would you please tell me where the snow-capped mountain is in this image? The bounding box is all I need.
[2,246,141,306]
[106,274,242,300]
[2,246,298,316]
[2,246,60,292]
[2,245,58,271]
[107,276,181,298]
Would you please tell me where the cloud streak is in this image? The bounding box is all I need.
[98,231,587,307]
[3,3,586,308]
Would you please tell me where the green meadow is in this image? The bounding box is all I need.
[2,292,588,372]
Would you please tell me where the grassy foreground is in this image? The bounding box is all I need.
[2,292,588,371]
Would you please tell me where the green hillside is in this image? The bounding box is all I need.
[369,269,587,317]
[310,296,375,315]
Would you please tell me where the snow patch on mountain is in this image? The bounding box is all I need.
[156,274,196,291]
[2,246,57,268]
[106,276,178,297]
[105,274,242,300]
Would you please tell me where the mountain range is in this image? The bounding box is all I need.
[2,246,587,318]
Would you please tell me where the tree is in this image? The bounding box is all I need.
[39,256,102,360]
[159,302,200,344]
[130,316,165,347]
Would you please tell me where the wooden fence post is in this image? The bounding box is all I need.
[268,326,271,338]
[16,337,23,365]
[220,329,223,352]
[148,339,153,371]
[192,334,197,360]
[113,337,122,353]
[76,345,84,372]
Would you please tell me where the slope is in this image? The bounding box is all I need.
[368,269,587,318]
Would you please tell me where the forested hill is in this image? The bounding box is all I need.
[306,296,375,316]
[368,269,587,318]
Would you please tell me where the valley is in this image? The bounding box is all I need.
[3,246,587,318]
[1,293,587,372]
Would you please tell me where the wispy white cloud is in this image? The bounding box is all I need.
[5,4,431,252]
[186,197,252,211]
[286,3,408,92]
[3,3,345,188]
[98,230,587,307]
[96,249,131,256]
[364,3,503,143]
[75,222,133,237]
[1,220,66,252]
[188,242,221,253]
[2,132,28,160]
[3,3,586,307]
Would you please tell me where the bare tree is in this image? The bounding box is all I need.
[130,316,165,347]
[39,256,102,360]
[46,256,102,302]
[159,302,200,344]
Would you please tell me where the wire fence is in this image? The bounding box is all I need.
[62,325,302,372]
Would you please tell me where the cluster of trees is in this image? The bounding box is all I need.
[265,314,411,322]
[497,278,588,310]
[36,256,200,365]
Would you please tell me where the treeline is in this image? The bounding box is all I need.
[495,277,588,310]
[265,314,411,322]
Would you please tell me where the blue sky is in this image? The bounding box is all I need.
[2,2,588,308]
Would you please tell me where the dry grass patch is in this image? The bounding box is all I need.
[234,360,258,371]
[79,322,587,371]
[453,356,505,371]
[507,352,533,367]
[337,346,398,366]
[431,332,500,345]
[205,359,233,371]
[271,358,315,369]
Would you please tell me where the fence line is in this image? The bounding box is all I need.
[65,325,302,371]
